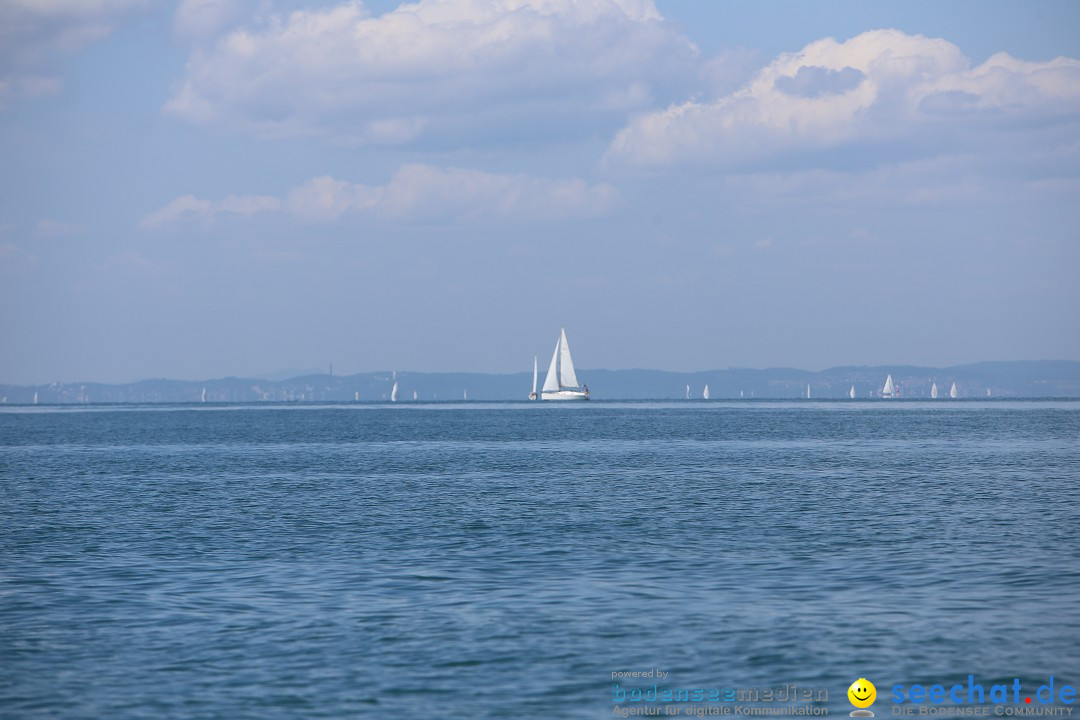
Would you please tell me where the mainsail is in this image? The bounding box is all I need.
[703,384,710,400]
[931,382,939,399]
[950,382,958,399]
[849,385,855,399]
[544,328,581,390]
[391,381,398,402]
[882,374,895,397]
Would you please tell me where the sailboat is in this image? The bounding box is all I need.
[806,383,811,399]
[703,384,710,400]
[931,382,939,399]
[882,374,896,398]
[849,385,855,399]
[390,381,399,402]
[528,356,539,400]
[949,382,958,399]
[201,387,207,403]
[685,385,690,400]
[540,328,589,401]
[413,390,418,401]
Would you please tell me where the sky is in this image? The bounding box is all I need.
[1,0,1078,384]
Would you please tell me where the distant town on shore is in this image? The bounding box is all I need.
[2,361,1078,404]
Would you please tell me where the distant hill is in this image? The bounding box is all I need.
[2,361,1079,403]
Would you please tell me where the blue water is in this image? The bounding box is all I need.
[1,402,1078,719]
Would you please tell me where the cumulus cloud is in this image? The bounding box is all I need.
[606,29,1080,170]
[0,0,145,109]
[143,164,619,228]
[165,0,699,144]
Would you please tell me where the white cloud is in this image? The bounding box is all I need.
[165,0,699,143]
[0,0,144,110]
[143,164,619,227]
[140,193,281,229]
[606,29,1080,170]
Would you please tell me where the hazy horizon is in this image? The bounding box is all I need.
[2,1,1078,385]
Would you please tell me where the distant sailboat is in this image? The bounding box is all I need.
[463,388,468,401]
[413,390,418,401]
[986,388,991,398]
[390,381,399,402]
[949,382,958,399]
[528,356,539,400]
[882,374,896,399]
[540,328,589,401]
[806,383,811,399]
[201,387,207,403]
[703,384,710,400]
[931,382,939,399]
[33,391,38,404]
[686,384,691,400]
[849,385,855,399]
[740,390,744,398]
[355,391,360,402]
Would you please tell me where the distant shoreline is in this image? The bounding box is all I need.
[3,361,1079,403]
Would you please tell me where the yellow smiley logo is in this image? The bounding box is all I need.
[848,678,876,709]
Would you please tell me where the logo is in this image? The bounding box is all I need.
[848,678,877,717]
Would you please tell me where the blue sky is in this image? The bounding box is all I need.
[1,0,1078,384]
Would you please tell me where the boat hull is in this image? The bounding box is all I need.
[541,389,590,401]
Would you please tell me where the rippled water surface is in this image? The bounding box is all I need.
[2,402,1078,718]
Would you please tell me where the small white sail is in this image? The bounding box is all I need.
[33,391,38,404]
[986,388,991,398]
[849,385,855,399]
[950,382,958,399]
[740,390,744,398]
[390,381,398,402]
[806,383,811,399]
[463,388,468,400]
[703,384,710,400]
[882,374,895,398]
[685,384,690,400]
[355,391,360,401]
[931,382,939,399]
[413,390,418,401]
[201,387,207,403]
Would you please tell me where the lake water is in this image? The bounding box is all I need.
[2,402,1078,718]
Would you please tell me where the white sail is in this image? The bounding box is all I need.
[703,384,710,400]
[390,381,398,402]
[201,387,207,403]
[986,388,991,397]
[542,337,560,393]
[413,390,418,401]
[849,385,855,399]
[557,328,579,388]
[685,384,690,400]
[931,382,939,399]
[33,391,38,404]
[355,391,360,401]
[463,388,468,400]
[950,382,958,399]
[806,384,811,399]
[882,374,895,397]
